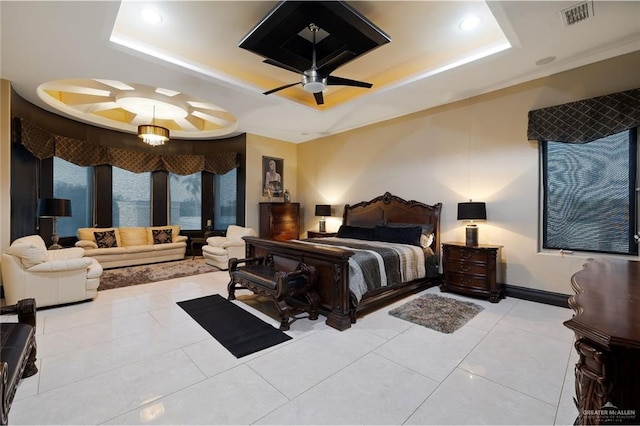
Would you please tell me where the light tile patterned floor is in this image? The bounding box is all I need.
[5,268,578,425]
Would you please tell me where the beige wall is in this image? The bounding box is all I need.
[1,79,11,286]
[245,133,298,231]
[295,52,640,295]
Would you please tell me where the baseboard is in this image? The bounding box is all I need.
[504,284,570,308]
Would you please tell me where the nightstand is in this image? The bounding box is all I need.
[307,231,338,238]
[441,242,504,302]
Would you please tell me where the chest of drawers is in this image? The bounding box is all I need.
[441,242,503,302]
[259,202,300,241]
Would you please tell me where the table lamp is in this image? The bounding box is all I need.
[315,204,332,233]
[38,198,72,249]
[457,201,486,246]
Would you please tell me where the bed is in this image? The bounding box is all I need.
[243,192,442,330]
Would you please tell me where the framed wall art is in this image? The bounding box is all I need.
[262,156,284,198]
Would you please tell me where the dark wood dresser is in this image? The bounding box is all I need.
[259,202,300,241]
[441,242,503,302]
[564,258,640,425]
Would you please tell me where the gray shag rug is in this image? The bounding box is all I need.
[98,258,219,291]
[389,293,484,333]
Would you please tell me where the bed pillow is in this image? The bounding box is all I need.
[336,225,374,240]
[373,225,423,247]
[385,223,435,248]
[94,230,118,248]
[152,228,173,244]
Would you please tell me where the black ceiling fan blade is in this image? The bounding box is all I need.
[262,58,305,75]
[313,91,324,105]
[326,75,373,88]
[263,82,300,95]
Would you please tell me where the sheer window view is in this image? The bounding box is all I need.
[112,167,151,227]
[215,168,237,230]
[170,172,202,230]
[543,129,638,255]
[53,157,92,237]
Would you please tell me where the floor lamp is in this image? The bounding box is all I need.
[38,198,72,249]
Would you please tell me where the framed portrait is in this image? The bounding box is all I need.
[262,156,284,197]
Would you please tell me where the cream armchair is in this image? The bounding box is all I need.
[1,235,102,307]
[202,225,257,269]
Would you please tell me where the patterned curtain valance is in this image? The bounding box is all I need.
[17,118,239,175]
[527,88,640,143]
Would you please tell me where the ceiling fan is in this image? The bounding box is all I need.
[263,23,373,105]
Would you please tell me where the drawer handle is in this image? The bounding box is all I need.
[460,265,472,272]
[461,252,473,259]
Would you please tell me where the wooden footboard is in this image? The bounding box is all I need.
[244,236,355,330]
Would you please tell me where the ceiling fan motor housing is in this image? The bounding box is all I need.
[302,69,326,93]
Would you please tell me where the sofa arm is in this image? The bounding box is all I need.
[27,257,93,273]
[222,240,245,249]
[47,247,85,261]
[206,236,227,247]
[75,240,98,249]
[175,235,188,243]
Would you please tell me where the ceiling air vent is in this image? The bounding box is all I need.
[561,1,594,26]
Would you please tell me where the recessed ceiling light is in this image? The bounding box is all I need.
[140,8,162,24]
[459,16,481,31]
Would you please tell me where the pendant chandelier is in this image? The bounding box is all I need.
[138,105,169,146]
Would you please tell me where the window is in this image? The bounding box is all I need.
[542,129,638,255]
[112,167,151,227]
[215,168,237,230]
[53,157,93,237]
[169,172,202,230]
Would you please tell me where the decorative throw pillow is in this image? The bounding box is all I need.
[336,225,374,240]
[94,230,118,248]
[152,228,173,244]
[373,225,423,247]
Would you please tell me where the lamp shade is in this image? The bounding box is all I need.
[38,198,72,218]
[315,204,332,217]
[457,202,486,221]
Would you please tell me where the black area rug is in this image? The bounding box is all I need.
[177,294,292,358]
[389,293,484,334]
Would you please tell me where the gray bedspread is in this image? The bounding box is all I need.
[301,237,427,303]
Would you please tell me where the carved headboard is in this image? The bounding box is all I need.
[341,192,442,258]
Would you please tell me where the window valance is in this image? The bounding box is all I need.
[527,88,640,143]
[16,118,239,175]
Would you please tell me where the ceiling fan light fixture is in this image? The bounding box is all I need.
[302,71,326,93]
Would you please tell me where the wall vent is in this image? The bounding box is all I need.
[561,1,594,26]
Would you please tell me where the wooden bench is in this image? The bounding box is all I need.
[1,298,38,426]
[228,254,319,330]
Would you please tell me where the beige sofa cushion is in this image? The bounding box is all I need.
[5,235,49,269]
[146,225,181,244]
[77,227,123,247]
[119,227,148,247]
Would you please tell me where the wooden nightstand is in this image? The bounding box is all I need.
[441,242,504,303]
[307,231,338,238]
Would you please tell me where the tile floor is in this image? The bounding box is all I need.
[3,268,579,425]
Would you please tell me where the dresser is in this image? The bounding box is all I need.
[441,242,503,302]
[259,202,300,241]
[564,259,640,425]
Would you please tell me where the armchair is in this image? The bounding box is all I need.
[1,235,102,307]
[201,225,257,269]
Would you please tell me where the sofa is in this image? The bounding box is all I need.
[1,235,102,307]
[202,225,257,269]
[0,298,38,426]
[75,226,187,269]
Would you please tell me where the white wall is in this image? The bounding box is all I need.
[295,52,640,295]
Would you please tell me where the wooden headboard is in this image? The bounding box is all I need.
[342,191,442,257]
